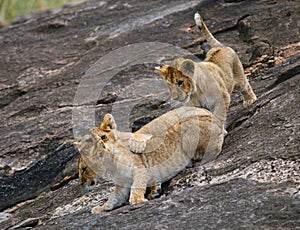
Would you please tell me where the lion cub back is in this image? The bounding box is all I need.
[135,106,224,165]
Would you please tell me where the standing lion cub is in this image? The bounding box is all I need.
[155,12,257,124]
[76,106,224,212]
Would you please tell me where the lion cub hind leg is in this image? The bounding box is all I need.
[241,83,257,107]
[92,185,130,213]
[233,55,257,107]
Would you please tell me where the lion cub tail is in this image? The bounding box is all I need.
[194,12,223,47]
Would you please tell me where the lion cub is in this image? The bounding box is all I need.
[76,106,224,212]
[155,12,257,124]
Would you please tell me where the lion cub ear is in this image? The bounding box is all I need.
[171,57,185,69]
[154,65,170,78]
[180,60,195,77]
[99,113,117,131]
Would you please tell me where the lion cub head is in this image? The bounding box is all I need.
[76,133,106,187]
[78,153,97,187]
[76,114,116,188]
[155,58,196,103]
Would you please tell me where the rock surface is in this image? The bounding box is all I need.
[0,0,299,229]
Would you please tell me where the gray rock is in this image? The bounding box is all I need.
[0,0,299,229]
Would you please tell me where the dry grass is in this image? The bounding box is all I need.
[0,0,84,26]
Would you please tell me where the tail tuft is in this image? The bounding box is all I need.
[194,12,202,30]
[194,12,222,47]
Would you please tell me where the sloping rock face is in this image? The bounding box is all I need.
[0,0,299,229]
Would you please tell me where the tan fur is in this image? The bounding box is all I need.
[155,12,257,124]
[76,106,224,212]
[78,154,97,187]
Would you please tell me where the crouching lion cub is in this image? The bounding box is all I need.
[155,12,257,124]
[75,106,224,212]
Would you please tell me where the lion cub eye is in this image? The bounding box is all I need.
[101,135,107,140]
[177,80,184,87]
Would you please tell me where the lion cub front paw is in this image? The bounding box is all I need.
[129,134,152,154]
[243,96,257,107]
[92,203,112,213]
[129,196,148,204]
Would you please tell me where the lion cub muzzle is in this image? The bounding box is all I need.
[78,156,97,189]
